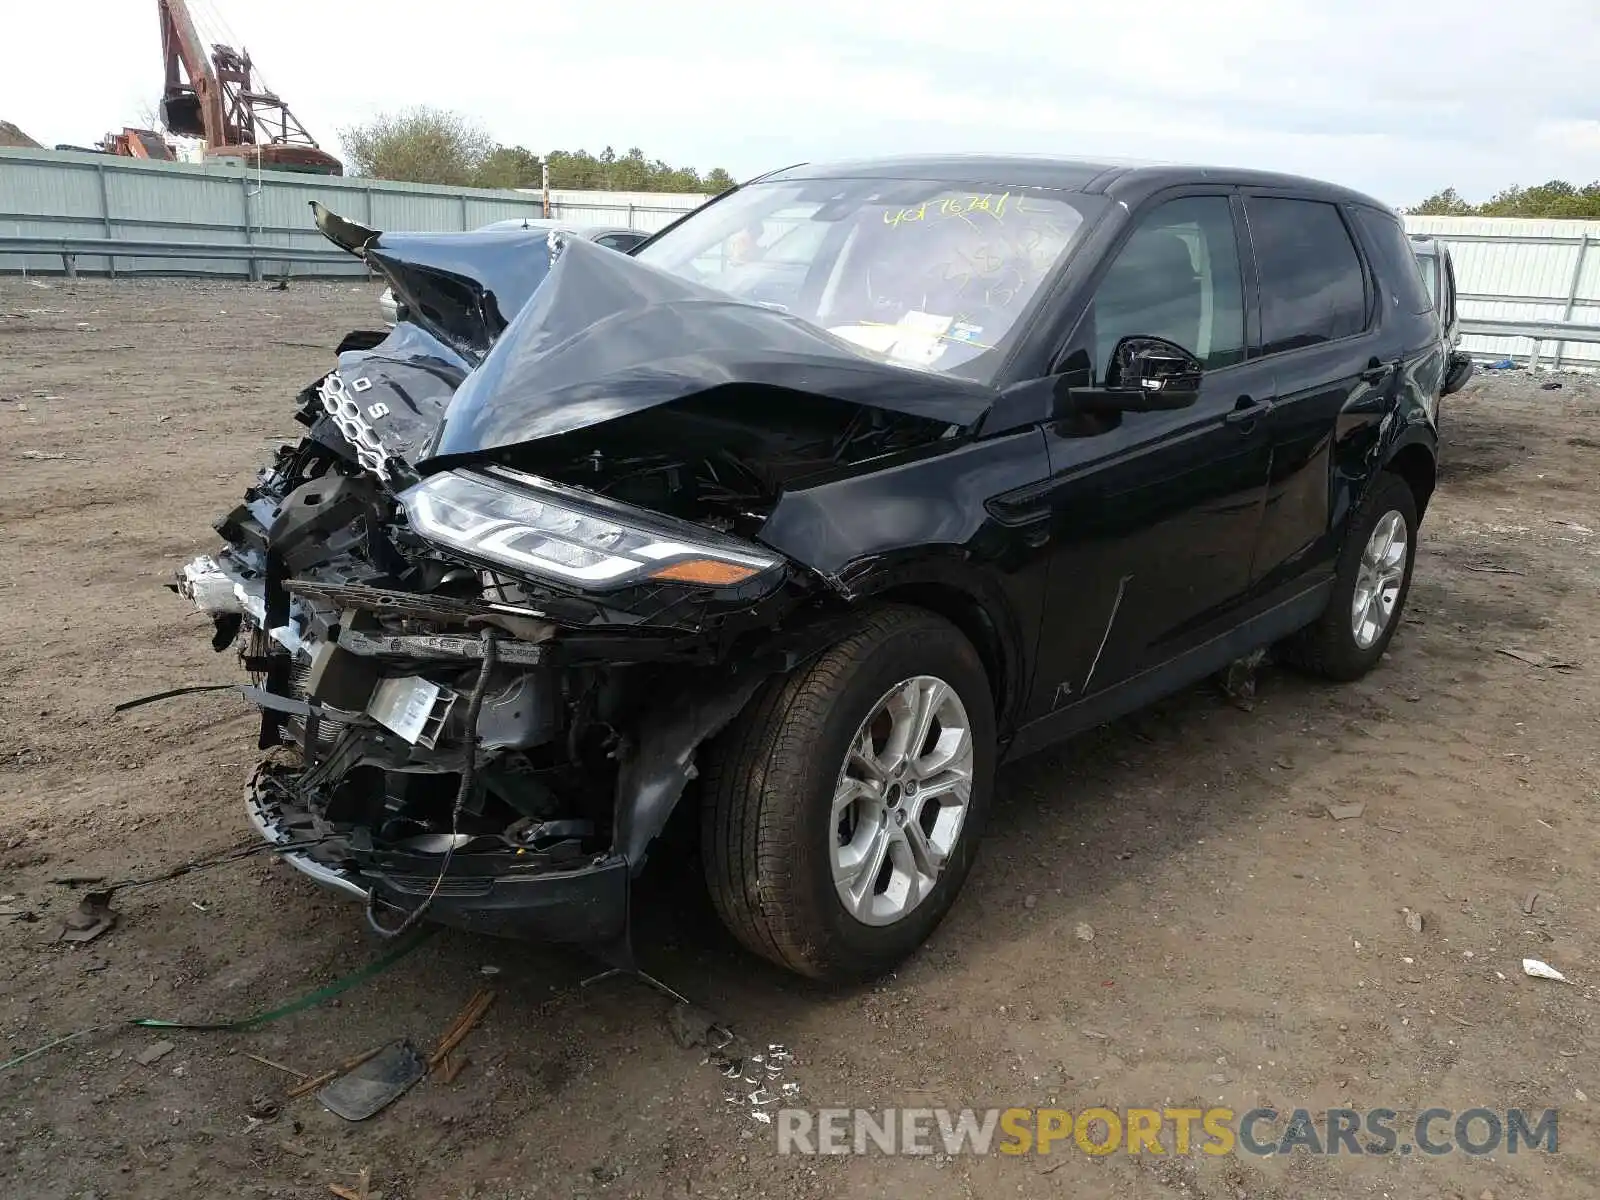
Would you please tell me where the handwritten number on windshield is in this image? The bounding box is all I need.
[883,192,1012,229]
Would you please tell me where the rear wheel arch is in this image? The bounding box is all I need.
[1386,441,1437,522]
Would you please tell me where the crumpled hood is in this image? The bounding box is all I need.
[310,204,996,473]
[423,236,996,464]
[312,202,556,357]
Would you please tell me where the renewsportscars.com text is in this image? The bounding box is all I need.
[775,1106,1559,1158]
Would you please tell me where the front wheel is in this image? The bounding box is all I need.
[1279,471,1419,681]
[700,606,996,981]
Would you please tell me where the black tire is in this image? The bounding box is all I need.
[700,605,996,981]
[1279,472,1419,681]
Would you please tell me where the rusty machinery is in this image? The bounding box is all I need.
[156,0,342,174]
[96,127,179,160]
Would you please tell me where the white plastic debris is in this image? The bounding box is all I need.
[1523,958,1569,983]
[176,555,243,615]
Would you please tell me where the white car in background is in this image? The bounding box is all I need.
[378,219,651,325]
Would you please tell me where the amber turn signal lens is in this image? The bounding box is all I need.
[647,559,761,586]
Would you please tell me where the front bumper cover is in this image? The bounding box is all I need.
[246,768,629,945]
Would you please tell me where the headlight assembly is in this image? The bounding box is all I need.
[400,469,781,589]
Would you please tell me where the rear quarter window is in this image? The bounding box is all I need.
[1245,197,1369,355]
[1353,208,1436,317]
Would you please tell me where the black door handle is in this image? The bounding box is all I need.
[1224,395,1272,426]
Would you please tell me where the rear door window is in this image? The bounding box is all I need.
[1352,208,1435,317]
[1245,198,1368,354]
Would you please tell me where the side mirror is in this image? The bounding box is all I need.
[1062,336,1204,414]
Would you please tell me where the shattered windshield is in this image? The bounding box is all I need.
[635,178,1101,380]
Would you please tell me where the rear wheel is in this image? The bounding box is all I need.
[1280,471,1418,681]
[700,606,995,981]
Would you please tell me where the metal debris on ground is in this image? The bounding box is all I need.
[1497,647,1579,671]
[56,891,118,944]
[1523,958,1570,983]
[1403,908,1424,934]
[1542,381,1564,390]
[317,1040,427,1122]
[1522,890,1540,915]
[1074,922,1095,942]
[1325,801,1366,822]
[667,1001,733,1050]
[709,1041,800,1123]
[20,450,66,460]
[136,1040,177,1066]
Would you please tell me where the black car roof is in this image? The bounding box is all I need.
[757,154,1392,214]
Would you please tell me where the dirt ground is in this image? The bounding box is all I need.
[3,277,1599,1200]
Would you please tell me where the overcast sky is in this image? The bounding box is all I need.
[5,0,1596,206]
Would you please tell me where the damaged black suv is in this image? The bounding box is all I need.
[177,155,1442,981]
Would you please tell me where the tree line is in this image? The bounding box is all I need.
[340,108,1600,218]
[339,106,735,194]
[1408,181,1600,219]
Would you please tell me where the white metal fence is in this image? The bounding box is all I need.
[1403,214,1600,370]
[0,146,706,278]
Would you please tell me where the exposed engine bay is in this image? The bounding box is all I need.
[174,206,987,947]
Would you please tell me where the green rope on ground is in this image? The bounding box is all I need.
[0,926,436,1074]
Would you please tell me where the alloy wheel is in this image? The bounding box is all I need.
[830,675,974,927]
[1351,510,1408,650]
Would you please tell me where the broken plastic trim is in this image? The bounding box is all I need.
[310,201,380,257]
[613,671,773,868]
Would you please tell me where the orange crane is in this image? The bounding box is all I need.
[155,0,341,174]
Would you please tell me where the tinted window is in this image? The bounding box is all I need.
[1084,196,1246,382]
[1353,208,1434,316]
[1246,198,1367,354]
